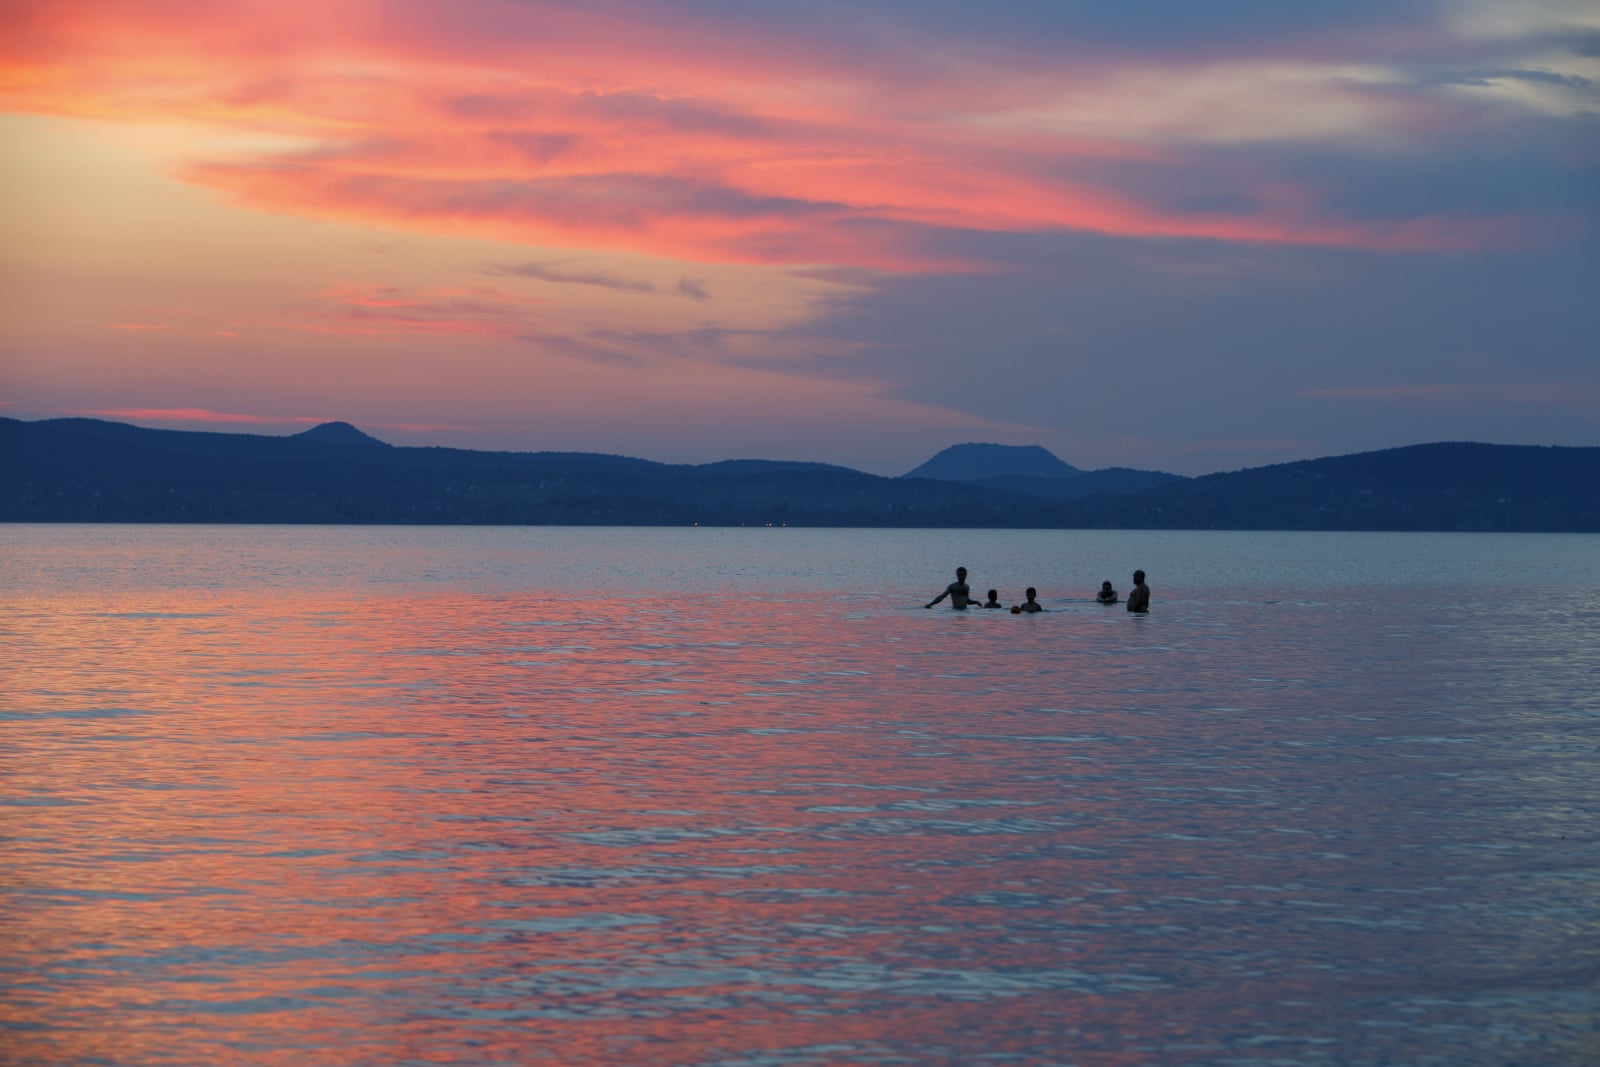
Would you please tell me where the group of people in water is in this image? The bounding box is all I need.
[926,566,1150,614]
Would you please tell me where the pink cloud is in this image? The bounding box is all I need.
[0,1,1561,272]
[66,407,325,425]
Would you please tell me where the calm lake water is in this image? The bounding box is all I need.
[3,525,1597,1066]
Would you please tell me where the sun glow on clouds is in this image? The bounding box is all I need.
[3,2,1594,472]
[69,407,325,426]
[3,0,1564,270]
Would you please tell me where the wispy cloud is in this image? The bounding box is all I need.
[489,261,711,303]
[676,277,710,301]
[6,0,1588,272]
[66,407,325,425]
[296,283,542,337]
[483,261,657,294]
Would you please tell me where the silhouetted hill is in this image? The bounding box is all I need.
[905,443,1081,481]
[295,421,390,447]
[903,442,1183,501]
[2,419,1595,530]
[1060,442,1600,532]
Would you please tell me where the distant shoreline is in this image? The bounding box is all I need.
[5,418,1598,533]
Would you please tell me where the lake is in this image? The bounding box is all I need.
[3,525,1597,1066]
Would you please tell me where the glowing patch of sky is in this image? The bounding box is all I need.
[1,1,1595,474]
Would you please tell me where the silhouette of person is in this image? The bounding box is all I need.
[1097,580,1118,605]
[982,589,1004,609]
[926,566,977,609]
[1017,587,1044,612]
[1126,570,1150,613]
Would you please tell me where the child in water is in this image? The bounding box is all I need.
[983,589,1004,609]
[1097,580,1118,605]
[1015,587,1044,613]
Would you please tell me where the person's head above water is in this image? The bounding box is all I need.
[956,567,968,579]
[1133,569,1146,583]
[1025,587,1037,599]
[987,589,998,599]
[1101,580,1114,590]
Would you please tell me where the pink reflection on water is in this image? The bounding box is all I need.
[4,584,1589,1065]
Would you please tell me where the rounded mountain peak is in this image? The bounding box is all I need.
[295,421,391,447]
[904,442,1081,481]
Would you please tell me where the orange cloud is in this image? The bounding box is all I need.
[0,1,1550,271]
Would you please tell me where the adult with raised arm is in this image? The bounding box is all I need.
[926,566,977,609]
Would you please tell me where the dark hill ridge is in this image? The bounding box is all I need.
[905,442,1082,481]
[1063,442,1600,532]
[0,417,1065,527]
[2,418,1596,530]
[295,421,391,447]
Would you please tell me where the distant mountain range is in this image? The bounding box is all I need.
[2,417,1597,531]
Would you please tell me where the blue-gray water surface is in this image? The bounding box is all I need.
[3,525,1597,1066]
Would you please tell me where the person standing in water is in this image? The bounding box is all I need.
[1017,587,1044,613]
[982,589,1004,609]
[926,566,977,609]
[1126,570,1150,613]
[1097,580,1118,605]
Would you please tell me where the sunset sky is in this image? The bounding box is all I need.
[2,0,1596,475]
